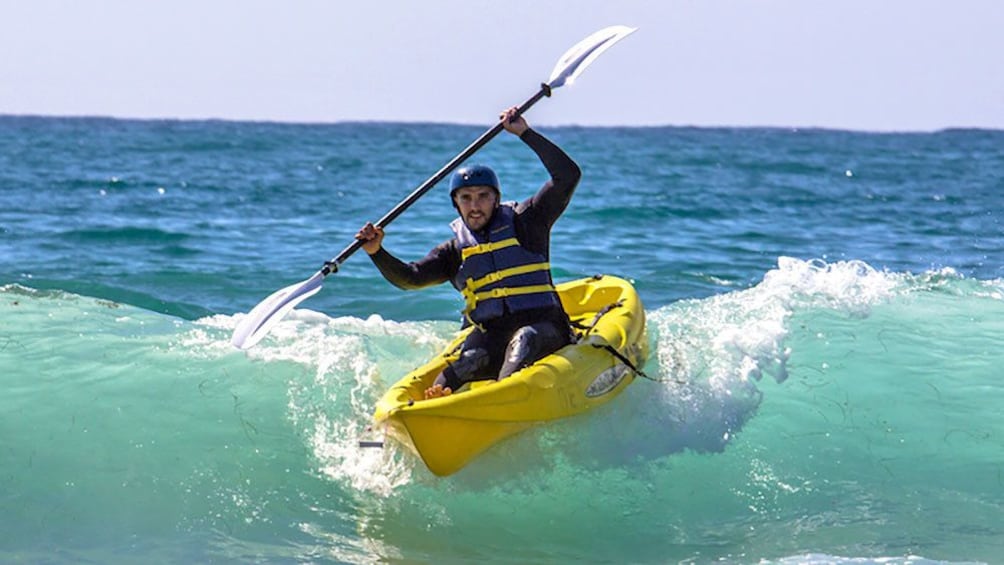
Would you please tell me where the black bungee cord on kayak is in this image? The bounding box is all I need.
[570,292,682,385]
[589,335,685,385]
[570,300,657,371]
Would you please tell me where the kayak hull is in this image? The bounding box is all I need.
[372,275,647,476]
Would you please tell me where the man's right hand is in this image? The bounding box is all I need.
[355,222,384,255]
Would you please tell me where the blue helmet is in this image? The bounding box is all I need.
[449,164,500,199]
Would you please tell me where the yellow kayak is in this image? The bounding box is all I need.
[371,274,648,476]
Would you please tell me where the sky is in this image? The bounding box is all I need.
[1,0,1002,131]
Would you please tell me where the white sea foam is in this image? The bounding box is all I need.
[651,256,900,388]
[624,257,907,458]
[186,309,455,492]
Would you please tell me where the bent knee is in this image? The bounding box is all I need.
[506,326,540,361]
[448,347,491,382]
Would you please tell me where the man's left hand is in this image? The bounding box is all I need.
[500,106,528,136]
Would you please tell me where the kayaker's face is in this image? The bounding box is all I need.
[453,186,498,231]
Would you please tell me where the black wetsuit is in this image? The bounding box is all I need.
[368,128,581,390]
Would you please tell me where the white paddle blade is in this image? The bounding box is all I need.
[230,271,325,350]
[548,25,637,89]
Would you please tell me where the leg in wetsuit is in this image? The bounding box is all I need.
[430,317,572,394]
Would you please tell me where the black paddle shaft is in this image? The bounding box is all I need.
[321,83,553,276]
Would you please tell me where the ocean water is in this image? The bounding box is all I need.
[1,115,1002,564]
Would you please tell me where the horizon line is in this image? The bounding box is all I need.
[1,112,1000,136]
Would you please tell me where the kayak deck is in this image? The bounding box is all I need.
[372,274,647,476]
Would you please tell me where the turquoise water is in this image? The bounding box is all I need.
[1,116,1002,563]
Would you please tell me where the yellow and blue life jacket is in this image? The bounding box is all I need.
[451,203,562,326]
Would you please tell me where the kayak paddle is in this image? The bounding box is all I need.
[231,25,637,350]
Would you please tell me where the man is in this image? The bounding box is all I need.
[355,107,581,398]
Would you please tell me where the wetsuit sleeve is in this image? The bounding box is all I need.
[368,239,459,290]
[513,128,582,249]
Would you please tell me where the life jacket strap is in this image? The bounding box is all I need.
[460,237,520,261]
[464,262,551,293]
[461,282,557,317]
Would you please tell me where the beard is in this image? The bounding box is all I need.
[462,207,496,231]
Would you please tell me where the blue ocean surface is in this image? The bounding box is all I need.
[1,115,1002,563]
